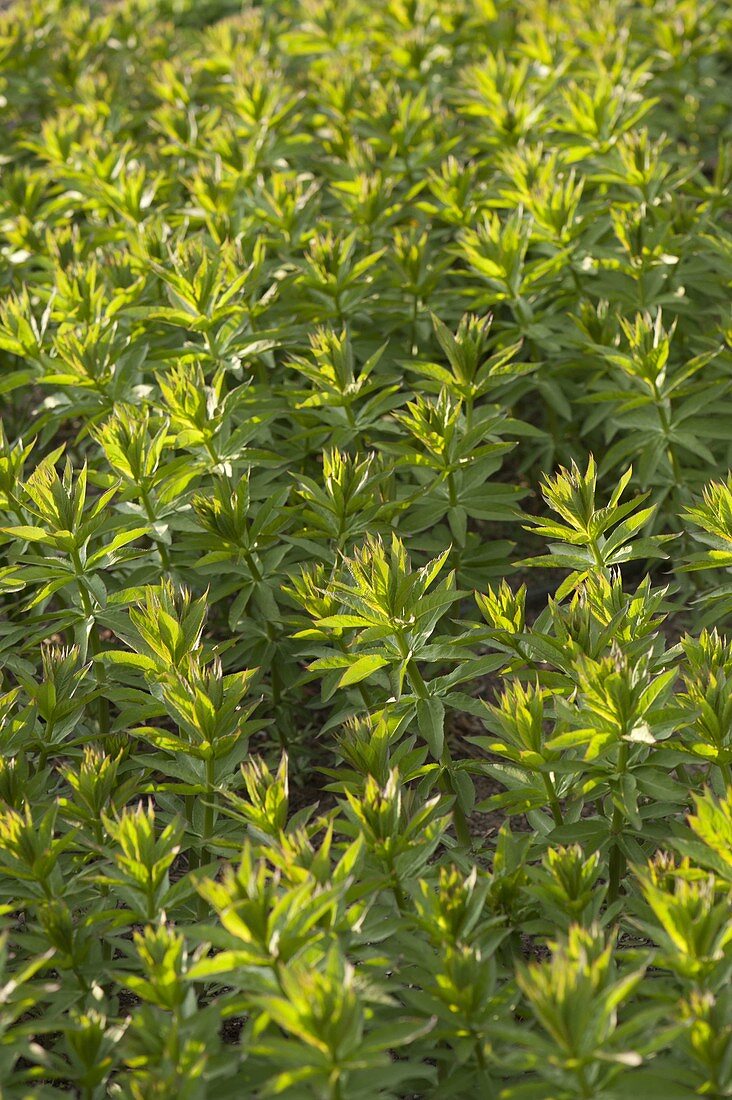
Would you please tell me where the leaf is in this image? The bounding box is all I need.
[546,819,610,849]
[187,949,265,978]
[315,615,373,629]
[86,526,149,566]
[417,696,445,759]
[95,650,158,672]
[0,526,51,542]
[337,654,390,687]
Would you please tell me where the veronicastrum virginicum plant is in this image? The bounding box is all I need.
[0,0,730,1095]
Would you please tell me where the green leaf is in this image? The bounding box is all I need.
[417,696,445,758]
[337,654,390,687]
[0,526,51,542]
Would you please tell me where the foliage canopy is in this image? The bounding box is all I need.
[0,0,731,1095]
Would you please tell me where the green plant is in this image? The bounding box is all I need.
[0,0,730,1095]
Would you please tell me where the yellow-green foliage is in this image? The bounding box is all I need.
[0,0,731,1095]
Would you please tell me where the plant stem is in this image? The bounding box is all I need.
[541,771,564,825]
[140,485,171,571]
[405,656,472,847]
[71,549,109,739]
[576,1063,593,1099]
[389,867,407,914]
[473,1035,489,1074]
[203,755,216,861]
[38,716,54,769]
[197,756,217,917]
[185,793,199,872]
[608,743,629,902]
[405,657,429,699]
[242,548,262,582]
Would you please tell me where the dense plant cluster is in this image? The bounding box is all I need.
[0,0,731,1095]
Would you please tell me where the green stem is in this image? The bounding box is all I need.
[334,292,345,331]
[589,536,608,576]
[389,866,407,914]
[576,1063,593,1099]
[409,292,419,355]
[198,757,217,917]
[87,617,109,739]
[405,657,429,699]
[70,550,92,617]
[70,549,109,739]
[38,717,54,769]
[568,261,584,297]
[203,755,216,859]
[204,436,220,471]
[653,387,684,490]
[446,467,458,508]
[405,656,472,848]
[473,1034,489,1074]
[608,744,628,902]
[140,485,171,571]
[185,794,199,872]
[541,771,564,825]
[242,547,262,583]
[608,830,625,902]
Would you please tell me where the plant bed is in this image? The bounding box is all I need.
[0,0,731,1096]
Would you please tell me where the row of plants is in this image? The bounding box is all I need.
[0,0,731,1095]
